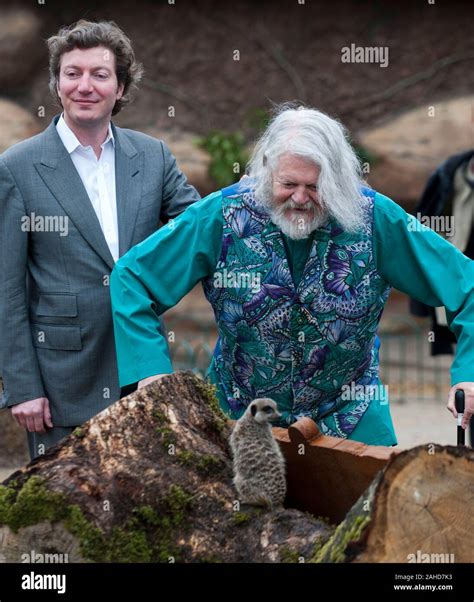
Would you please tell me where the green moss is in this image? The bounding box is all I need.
[311,514,370,563]
[163,484,194,527]
[133,505,161,526]
[155,426,177,448]
[176,450,224,477]
[151,408,168,423]
[232,511,250,526]
[280,546,302,563]
[195,379,227,433]
[64,505,106,561]
[72,427,85,439]
[107,526,152,562]
[0,485,16,526]
[195,454,224,476]
[0,476,195,563]
[0,476,69,532]
[66,504,157,562]
[176,450,194,464]
[66,486,194,562]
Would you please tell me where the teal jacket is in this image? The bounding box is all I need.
[110,186,474,445]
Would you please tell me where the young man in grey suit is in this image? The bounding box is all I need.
[0,20,200,459]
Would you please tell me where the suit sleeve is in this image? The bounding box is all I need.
[110,191,223,386]
[374,191,474,385]
[159,141,201,222]
[0,158,46,406]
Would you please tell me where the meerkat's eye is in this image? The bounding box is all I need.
[263,406,274,413]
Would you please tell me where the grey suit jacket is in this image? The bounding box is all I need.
[0,116,200,425]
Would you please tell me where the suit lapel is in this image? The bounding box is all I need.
[113,124,143,257]
[35,118,115,270]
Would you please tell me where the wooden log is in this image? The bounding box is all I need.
[313,444,474,563]
[1,371,471,563]
[0,372,333,563]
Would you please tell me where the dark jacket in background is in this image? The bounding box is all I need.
[410,150,474,355]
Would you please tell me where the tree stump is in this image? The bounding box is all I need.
[314,444,474,563]
[0,372,333,563]
[0,372,472,563]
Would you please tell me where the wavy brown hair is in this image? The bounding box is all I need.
[47,19,144,116]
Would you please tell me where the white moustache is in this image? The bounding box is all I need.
[284,199,314,211]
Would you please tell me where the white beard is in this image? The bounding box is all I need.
[269,199,329,240]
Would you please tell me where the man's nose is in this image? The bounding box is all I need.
[77,75,93,93]
[292,187,309,204]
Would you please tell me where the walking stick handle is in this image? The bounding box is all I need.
[454,389,465,446]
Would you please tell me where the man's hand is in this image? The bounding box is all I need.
[138,374,167,389]
[11,397,53,433]
[447,383,474,429]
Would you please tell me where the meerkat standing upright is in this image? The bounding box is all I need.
[229,398,286,508]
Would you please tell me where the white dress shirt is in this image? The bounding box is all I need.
[56,114,119,262]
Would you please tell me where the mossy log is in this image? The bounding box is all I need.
[0,372,333,562]
[1,372,472,563]
[313,444,474,563]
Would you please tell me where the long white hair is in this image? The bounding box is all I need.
[245,104,366,232]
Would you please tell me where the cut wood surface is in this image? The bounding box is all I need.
[315,444,474,563]
[0,372,471,563]
[352,444,473,563]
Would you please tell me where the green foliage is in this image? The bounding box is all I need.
[195,454,225,476]
[72,427,85,439]
[244,107,271,133]
[176,449,224,477]
[350,140,378,167]
[232,511,250,526]
[65,505,107,561]
[155,426,177,448]
[0,476,69,532]
[66,485,194,562]
[151,408,168,423]
[0,476,196,563]
[199,130,249,188]
[311,514,370,563]
[162,484,194,527]
[280,546,302,563]
[194,379,228,433]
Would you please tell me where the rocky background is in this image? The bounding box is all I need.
[1,0,472,472]
[0,0,473,200]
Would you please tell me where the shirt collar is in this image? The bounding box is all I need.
[56,114,115,154]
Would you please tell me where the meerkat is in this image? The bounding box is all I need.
[229,398,286,508]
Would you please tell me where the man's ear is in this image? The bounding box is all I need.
[117,81,125,100]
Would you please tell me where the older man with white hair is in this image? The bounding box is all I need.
[110,105,474,446]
